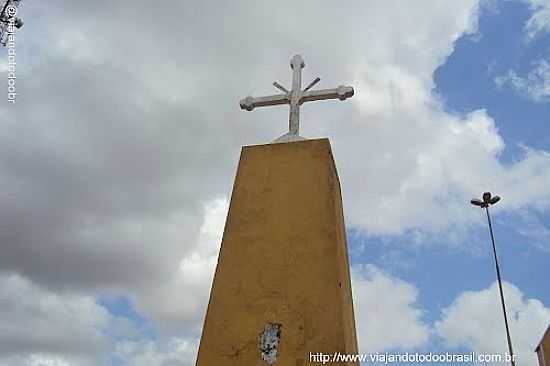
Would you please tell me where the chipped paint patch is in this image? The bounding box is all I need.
[258,323,282,364]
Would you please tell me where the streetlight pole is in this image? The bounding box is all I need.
[471,192,516,366]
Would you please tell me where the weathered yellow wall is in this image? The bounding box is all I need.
[196,138,358,365]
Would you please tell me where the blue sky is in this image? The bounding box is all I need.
[1,1,549,365]
[435,1,550,158]
[349,1,550,363]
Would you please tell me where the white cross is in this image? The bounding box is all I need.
[240,54,354,143]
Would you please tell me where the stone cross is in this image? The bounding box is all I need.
[239,54,354,143]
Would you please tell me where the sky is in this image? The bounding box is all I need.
[0,0,549,365]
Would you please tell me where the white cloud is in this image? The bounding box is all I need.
[0,354,90,366]
[436,281,550,365]
[523,0,550,39]
[131,197,228,334]
[352,265,430,353]
[116,337,198,366]
[0,272,202,365]
[0,274,111,365]
[495,60,550,102]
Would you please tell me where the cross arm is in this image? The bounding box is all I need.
[299,85,354,104]
[239,93,290,111]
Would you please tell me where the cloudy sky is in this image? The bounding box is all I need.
[1,0,549,365]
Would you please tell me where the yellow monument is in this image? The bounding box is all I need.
[196,55,358,365]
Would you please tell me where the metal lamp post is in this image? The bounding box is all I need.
[471,192,516,366]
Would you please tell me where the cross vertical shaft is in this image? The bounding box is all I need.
[289,55,304,135]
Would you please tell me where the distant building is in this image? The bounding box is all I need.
[536,325,550,366]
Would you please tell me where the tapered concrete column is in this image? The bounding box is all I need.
[196,138,358,365]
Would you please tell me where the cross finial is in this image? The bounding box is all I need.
[239,54,354,143]
[290,55,305,70]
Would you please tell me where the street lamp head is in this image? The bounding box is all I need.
[471,192,501,208]
[470,198,484,207]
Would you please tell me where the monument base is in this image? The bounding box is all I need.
[196,138,358,365]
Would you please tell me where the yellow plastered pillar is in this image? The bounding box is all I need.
[196,138,358,365]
